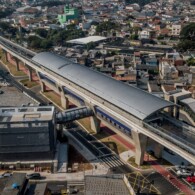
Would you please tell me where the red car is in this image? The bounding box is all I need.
[186,176,195,183]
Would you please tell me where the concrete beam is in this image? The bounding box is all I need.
[16,59,20,71]
[90,115,101,133]
[132,131,148,165]
[154,142,164,158]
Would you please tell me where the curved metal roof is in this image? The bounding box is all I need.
[32,52,174,120]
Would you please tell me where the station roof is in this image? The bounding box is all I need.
[32,52,174,120]
[66,36,107,45]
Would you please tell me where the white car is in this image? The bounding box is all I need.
[3,172,12,177]
[177,169,193,177]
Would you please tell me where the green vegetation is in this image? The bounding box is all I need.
[0,22,17,37]
[93,131,128,154]
[0,49,26,76]
[77,118,127,154]
[187,57,195,66]
[20,79,39,88]
[27,27,85,50]
[178,23,195,50]
[43,91,61,107]
[0,8,14,19]
[96,21,120,33]
[128,157,151,169]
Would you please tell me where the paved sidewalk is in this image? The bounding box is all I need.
[119,150,135,162]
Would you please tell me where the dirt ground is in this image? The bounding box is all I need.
[68,145,93,172]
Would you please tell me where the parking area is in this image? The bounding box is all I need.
[0,86,37,107]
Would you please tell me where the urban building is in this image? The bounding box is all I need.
[58,5,78,25]
[0,106,57,172]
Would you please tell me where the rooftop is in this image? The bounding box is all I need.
[0,106,55,124]
[85,175,131,195]
[66,36,107,45]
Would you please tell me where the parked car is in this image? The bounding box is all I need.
[177,169,193,178]
[186,176,195,183]
[1,172,12,177]
[26,173,41,180]
[175,165,192,171]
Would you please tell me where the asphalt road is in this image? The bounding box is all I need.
[0,63,49,104]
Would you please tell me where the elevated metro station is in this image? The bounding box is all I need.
[0,36,195,166]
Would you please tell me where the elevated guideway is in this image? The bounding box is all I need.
[0,36,195,166]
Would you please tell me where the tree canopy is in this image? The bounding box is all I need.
[177,23,195,51]
[0,8,14,19]
[96,21,120,33]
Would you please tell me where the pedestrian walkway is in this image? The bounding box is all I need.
[102,127,195,195]
[119,151,135,162]
[100,155,126,168]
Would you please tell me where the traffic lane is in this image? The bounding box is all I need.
[145,172,180,195]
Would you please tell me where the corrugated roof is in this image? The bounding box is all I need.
[32,52,174,120]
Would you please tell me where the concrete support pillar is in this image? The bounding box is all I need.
[28,68,33,81]
[61,92,69,109]
[90,115,101,133]
[15,58,20,71]
[40,81,46,92]
[173,106,179,119]
[132,131,148,165]
[154,143,164,158]
[26,64,33,81]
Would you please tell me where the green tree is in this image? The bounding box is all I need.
[40,39,52,49]
[180,23,195,41]
[28,36,42,48]
[178,23,195,50]
[35,28,48,38]
[187,57,195,66]
[86,42,95,51]
[96,21,119,33]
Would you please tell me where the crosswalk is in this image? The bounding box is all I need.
[100,155,126,168]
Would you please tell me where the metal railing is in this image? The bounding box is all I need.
[143,122,195,156]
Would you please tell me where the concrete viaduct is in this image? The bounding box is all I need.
[0,36,195,166]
